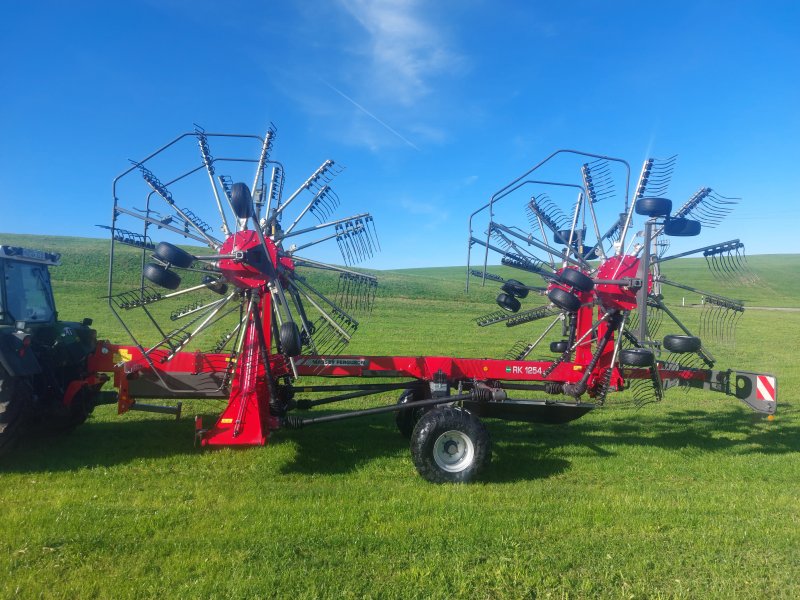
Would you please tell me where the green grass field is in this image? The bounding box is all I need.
[1,233,799,598]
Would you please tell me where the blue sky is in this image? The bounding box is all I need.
[1,1,798,269]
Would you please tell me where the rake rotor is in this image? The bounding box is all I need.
[107,125,380,385]
[465,148,759,407]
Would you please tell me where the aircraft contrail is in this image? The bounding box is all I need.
[322,79,420,151]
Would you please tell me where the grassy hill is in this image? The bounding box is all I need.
[1,232,799,598]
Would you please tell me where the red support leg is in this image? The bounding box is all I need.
[202,295,271,447]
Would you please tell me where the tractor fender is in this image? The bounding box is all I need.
[0,329,43,377]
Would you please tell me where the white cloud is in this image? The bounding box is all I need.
[337,0,463,107]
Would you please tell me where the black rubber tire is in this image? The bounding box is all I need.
[279,322,302,357]
[410,407,491,484]
[619,348,655,367]
[559,268,594,292]
[202,275,228,295]
[230,182,254,219]
[143,263,181,290]
[635,197,672,217]
[396,388,429,438]
[153,242,194,268]
[0,367,27,456]
[496,292,521,313]
[501,279,529,299]
[550,340,569,353]
[663,217,702,237]
[663,335,702,354]
[49,384,96,434]
[547,287,581,312]
[554,229,574,246]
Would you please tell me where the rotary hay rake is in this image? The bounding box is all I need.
[87,131,777,483]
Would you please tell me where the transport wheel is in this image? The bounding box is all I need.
[663,335,702,353]
[410,407,491,484]
[501,279,529,299]
[559,268,594,292]
[143,263,181,290]
[496,292,521,313]
[619,348,655,367]
[153,242,194,268]
[550,340,569,353]
[279,322,302,356]
[663,217,702,237]
[635,197,672,218]
[0,367,27,455]
[547,287,581,312]
[395,388,428,438]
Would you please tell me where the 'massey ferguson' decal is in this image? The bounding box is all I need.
[505,365,544,376]
[756,375,776,402]
[295,358,369,367]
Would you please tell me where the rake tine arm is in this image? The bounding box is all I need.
[656,239,743,263]
[194,130,233,237]
[490,222,586,269]
[134,163,223,249]
[284,184,334,235]
[251,124,276,198]
[273,159,336,220]
[658,278,743,311]
[278,212,372,240]
[291,256,377,282]
[114,206,211,246]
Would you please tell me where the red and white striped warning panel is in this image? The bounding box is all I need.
[756,375,777,402]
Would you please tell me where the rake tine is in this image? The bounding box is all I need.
[355,222,370,260]
[350,223,365,263]
[360,222,375,258]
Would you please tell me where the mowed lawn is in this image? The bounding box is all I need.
[1,234,799,598]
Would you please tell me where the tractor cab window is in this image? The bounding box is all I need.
[4,262,55,323]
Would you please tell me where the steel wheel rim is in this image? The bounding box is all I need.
[433,429,475,473]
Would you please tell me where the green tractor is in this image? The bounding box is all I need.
[0,245,102,454]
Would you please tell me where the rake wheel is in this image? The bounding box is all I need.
[468,149,754,401]
[107,126,379,410]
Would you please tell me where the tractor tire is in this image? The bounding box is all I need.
[663,335,702,354]
[663,217,702,237]
[496,292,521,313]
[559,268,594,292]
[619,348,655,367]
[153,242,194,268]
[501,279,529,299]
[548,287,582,313]
[411,407,491,484]
[143,263,181,290]
[635,197,672,218]
[279,322,302,357]
[0,366,27,455]
[550,340,569,353]
[49,385,96,434]
[395,388,429,438]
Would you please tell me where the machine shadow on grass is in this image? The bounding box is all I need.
[2,403,796,479]
[276,402,800,483]
[0,412,206,474]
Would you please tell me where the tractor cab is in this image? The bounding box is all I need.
[0,245,59,327]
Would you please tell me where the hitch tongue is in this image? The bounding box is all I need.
[128,401,183,420]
